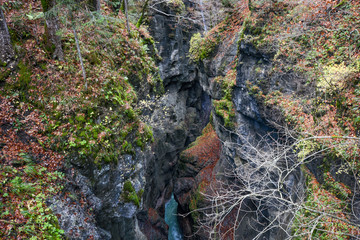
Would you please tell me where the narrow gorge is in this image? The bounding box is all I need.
[1,1,359,240]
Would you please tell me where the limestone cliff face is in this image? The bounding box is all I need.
[174,27,306,240]
[49,2,360,239]
[51,2,305,240]
[58,4,303,239]
[50,1,210,239]
[51,140,152,239]
[138,1,211,239]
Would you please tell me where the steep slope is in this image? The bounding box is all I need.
[1,0,359,240]
[175,1,360,239]
[1,1,210,239]
[1,1,159,239]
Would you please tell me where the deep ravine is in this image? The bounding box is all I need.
[2,1,359,240]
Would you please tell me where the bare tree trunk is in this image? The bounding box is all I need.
[124,0,130,34]
[0,6,16,70]
[73,27,87,89]
[41,0,64,61]
[68,9,87,89]
[248,0,253,11]
[120,0,125,13]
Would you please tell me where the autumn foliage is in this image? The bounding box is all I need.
[181,123,221,180]
[2,0,158,165]
[0,95,65,239]
[188,0,360,238]
[1,0,160,238]
[180,123,224,236]
[293,171,360,239]
[239,0,360,238]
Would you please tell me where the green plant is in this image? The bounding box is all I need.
[0,163,64,239]
[212,69,236,128]
[166,0,185,13]
[189,32,220,62]
[122,180,143,208]
[18,193,65,239]
[16,61,32,91]
[1,1,23,11]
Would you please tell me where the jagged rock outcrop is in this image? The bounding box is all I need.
[175,27,305,240]
[51,1,210,239]
[51,147,151,239]
[138,1,211,239]
[49,2,307,240]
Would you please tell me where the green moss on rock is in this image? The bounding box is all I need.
[123,180,135,192]
[189,32,220,62]
[122,180,143,208]
[16,61,32,91]
[189,183,206,222]
[212,69,236,128]
[213,99,235,128]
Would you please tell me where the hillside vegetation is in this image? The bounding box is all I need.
[188,0,360,239]
[0,0,359,239]
[1,0,159,238]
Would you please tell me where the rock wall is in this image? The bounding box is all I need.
[51,1,211,239]
[51,2,306,240]
[138,1,211,239]
[174,25,305,240]
[50,2,360,239]
[51,146,151,239]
